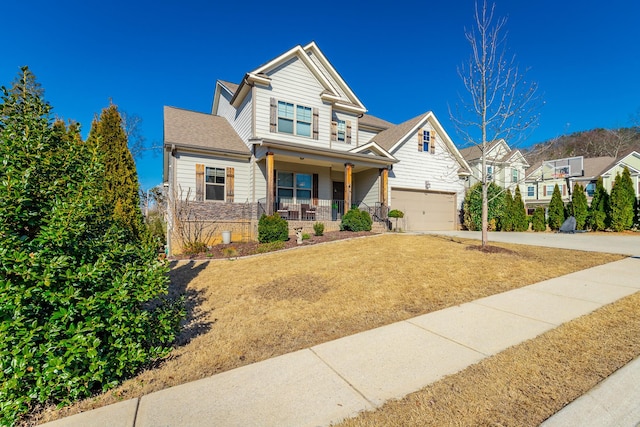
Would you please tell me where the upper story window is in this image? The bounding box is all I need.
[422,130,431,152]
[205,167,225,201]
[275,100,313,138]
[512,168,519,183]
[486,166,493,181]
[527,186,535,197]
[586,182,596,197]
[336,120,346,142]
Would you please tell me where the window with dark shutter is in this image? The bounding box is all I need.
[430,131,436,154]
[226,167,235,203]
[417,128,423,152]
[312,108,319,140]
[270,98,277,132]
[331,121,337,141]
[346,121,352,144]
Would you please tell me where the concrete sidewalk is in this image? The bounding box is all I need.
[42,256,640,427]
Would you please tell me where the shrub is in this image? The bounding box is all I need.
[256,241,285,253]
[609,168,635,231]
[547,184,565,230]
[532,206,547,231]
[512,187,529,231]
[571,183,589,230]
[313,222,325,236]
[258,214,289,243]
[0,68,183,425]
[499,189,514,231]
[340,209,372,232]
[388,209,404,231]
[302,233,311,240]
[182,240,208,255]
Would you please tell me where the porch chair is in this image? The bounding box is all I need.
[301,204,316,221]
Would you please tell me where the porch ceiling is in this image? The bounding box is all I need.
[253,139,396,171]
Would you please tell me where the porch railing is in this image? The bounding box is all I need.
[257,198,387,222]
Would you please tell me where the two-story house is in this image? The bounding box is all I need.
[163,42,470,254]
[459,139,529,193]
[522,155,616,212]
[600,150,640,198]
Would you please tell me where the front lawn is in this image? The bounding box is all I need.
[34,234,623,424]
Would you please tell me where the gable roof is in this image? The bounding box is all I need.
[164,106,250,156]
[583,156,616,177]
[459,140,502,162]
[228,42,366,114]
[359,114,394,130]
[370,111,470,174]
[601,150,640,175]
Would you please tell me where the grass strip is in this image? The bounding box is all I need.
[338,290,640,426]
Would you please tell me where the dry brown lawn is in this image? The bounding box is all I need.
[35,233,625,424]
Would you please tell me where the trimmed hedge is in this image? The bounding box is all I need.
[258,214,289,243]
[340,209,372,232]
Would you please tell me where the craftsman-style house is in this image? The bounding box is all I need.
[163,42,470,254]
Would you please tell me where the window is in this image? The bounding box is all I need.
[205,167,225,201]
[336,120,346,142]
[277,172,312,203]
[546,185,555,196]
[586,182,596,197]
[422,130,431,152]
[277,101,312,137]
[512,168,519,183]
[487,166,493,181]
[277,101,294,134]
[527,186,535,197]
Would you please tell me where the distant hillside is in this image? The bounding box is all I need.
[523,127,640,166]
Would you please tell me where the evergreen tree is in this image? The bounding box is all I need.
[87,103,144,239]
[588,177,609,231]
[547,184,565,230]
[512,186,529,231]
[500,189,514,231]
[609,168,635,231]
[0,68,182,425]
[571,183,589,230]
[462,182,505,231]
[531,206,546,231]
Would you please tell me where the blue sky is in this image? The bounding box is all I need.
[2,0,639,190]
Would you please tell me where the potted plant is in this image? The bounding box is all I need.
[388,209,404,231]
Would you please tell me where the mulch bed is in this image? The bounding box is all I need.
[172,230,378,260]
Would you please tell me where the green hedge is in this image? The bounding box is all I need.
[340,209,372,232]
[258,214,289,243]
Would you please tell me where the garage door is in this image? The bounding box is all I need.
[391,189,456,231]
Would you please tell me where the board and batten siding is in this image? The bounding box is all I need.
[389,126,466,209]
[215,88,253,144]
[174,152,250,202]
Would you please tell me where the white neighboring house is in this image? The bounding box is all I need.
[163,42,470,254]
[459,139,529,193]
[600,150,640,198]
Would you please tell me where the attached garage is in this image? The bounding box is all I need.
[391,188,457,231]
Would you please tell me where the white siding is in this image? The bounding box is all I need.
[306,51,350,101]
[354,169,380,207]
[389,123,466,209]
[174,152,250,202]
[255,57,331,148]
[358,128,379,145]
[216,89,253,144]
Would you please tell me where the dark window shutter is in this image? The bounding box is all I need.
[312,173,319,205]
[270,98,277,132]
[346,120,352,144]
[312,108,319,140]
[226,167,235,203]
[331,121,337,141]
[430,131,436,154]
[196,163,204,201]
[417,128,423,152]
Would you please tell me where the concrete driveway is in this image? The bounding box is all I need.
[425,231,640,257]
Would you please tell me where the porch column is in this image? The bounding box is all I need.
[266,152,274,215]
[379,167,389,207]
[344,163,353,213]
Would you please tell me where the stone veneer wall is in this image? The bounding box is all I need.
[169,201,388,254]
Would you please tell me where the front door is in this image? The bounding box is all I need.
[332,181,344,220]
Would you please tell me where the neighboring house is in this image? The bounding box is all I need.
[600,150,640,198]
[459,139,529,193]
[522,155,616,212]
[163,42,470,254]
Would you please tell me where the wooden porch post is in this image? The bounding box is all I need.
[344,163,353,213]
[379,167,389,207]
[266,152,274,215]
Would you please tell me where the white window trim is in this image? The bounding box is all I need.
[336,119,346,142]
[422,130,431,152]
[277,100,313,138]
[205,167,225,202]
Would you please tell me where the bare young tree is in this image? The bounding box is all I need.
[121,111,163,159]
[450,0,541,247]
